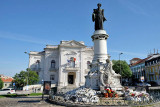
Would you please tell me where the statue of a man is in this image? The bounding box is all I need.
[92,3,106,30]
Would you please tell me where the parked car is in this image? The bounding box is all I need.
[148,81,158,86]
[0,88,15,95]
[137,82,151,87]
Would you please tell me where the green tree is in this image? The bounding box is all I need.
[28,69,39,85]
[0,78,4,89]
[112,60,132,78]
[13,71,27,88]
[13,69,39,88]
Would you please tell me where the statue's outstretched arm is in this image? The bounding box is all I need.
[102,9,106,21]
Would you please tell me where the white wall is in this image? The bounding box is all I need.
[29,41,94,88]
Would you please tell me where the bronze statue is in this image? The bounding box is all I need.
[92,3,106,30]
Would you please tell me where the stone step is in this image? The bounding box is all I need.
[58,85,78,93]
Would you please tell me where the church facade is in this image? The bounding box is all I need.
[29,40,94,88]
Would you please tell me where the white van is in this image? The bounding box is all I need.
[0,88,15,95]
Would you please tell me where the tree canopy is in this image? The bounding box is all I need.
[112,60,132,78]
[13,69,39,88]
[0,78,3,89]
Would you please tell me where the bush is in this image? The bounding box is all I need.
[0,78,3,89]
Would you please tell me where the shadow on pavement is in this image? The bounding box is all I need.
[0,95,45,99]
[18,100,41,103]
[17,97,49,104]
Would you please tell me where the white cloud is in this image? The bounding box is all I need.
[118,0,149,16]
[0,31,57,45]
[108,49,147,58]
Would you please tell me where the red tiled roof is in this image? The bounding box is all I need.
[1,77,13,83]
[131,58,141,60]
[130,56,151,66]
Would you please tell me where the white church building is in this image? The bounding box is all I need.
[29,40,93,88]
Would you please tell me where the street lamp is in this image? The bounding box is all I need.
[24,51,29,91]
[41,79,44,100]
[119,52,123,85]
[41,79,44,86]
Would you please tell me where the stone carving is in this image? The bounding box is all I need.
[102,59,122,88]
[60,40,86,47]
[85,57,122,94]
[65,51,77,55]
[92,3,106,30]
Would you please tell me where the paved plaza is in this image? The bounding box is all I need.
[1,95,160,107]
[0,96,63,107]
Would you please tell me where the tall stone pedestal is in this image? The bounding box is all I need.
[85,30,123,94]
[92,30,108,63]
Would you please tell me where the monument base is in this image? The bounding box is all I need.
[85,29,123,95]
[85,58,123,95]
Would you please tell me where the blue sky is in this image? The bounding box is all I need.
[0,0,160,77]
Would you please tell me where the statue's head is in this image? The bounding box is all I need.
[97,3,101,8]
[106,59,109,63]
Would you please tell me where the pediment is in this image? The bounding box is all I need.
[65,51,77,55]
[60,40,86,48]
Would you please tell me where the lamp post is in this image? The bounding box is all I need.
[41,79,44,88]
[24,52,29,91]
[41,79,44,100]
[119,52,123,85]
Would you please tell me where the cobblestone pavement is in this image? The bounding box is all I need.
[1,95,160,107]
[0,96,63,107]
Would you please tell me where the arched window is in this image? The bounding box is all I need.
[51,60,56,68]
[36,60,40,68]
[87,61,91,69]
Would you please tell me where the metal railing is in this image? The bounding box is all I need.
[31,68,41,72]
[49,67,58,72]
